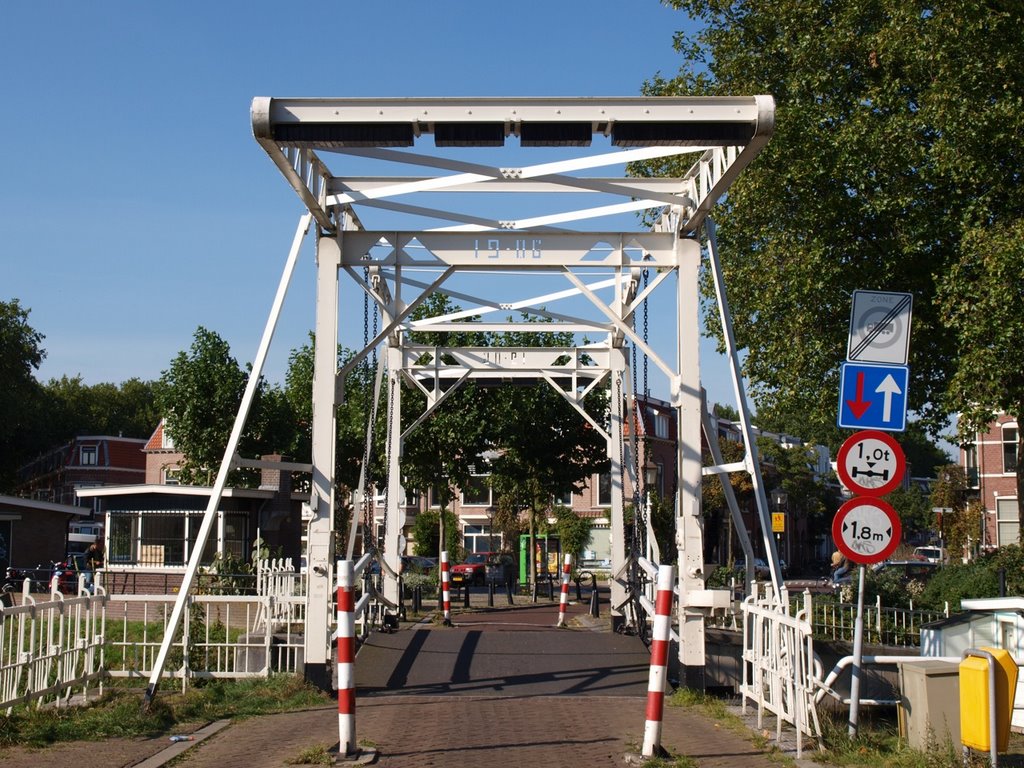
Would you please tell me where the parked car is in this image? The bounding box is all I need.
[450,552,496,586]
[913,546,947,564]
[402,555,436,575]
[872,560,940,581]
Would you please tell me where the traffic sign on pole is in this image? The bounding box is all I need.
[847,290,913,365]
[838,362,909,431]
[832,498,902,565]
[836,430,906,497]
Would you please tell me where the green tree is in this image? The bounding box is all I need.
[39,376,162,445]
[939,220,1024,525]
[0,299,46,489]
[885,485,933,544]
[400,293,492,510]
[410,508,462,561]
[157,327,292,486]
[636,2,1024,458]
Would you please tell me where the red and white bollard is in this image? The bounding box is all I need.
[642,564,676,757]
[557,553,573,627]
[336,560,356,756]
[440,550,452,626]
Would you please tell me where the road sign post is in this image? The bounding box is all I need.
[832,497,902,565]
[838,362,909,432]
[832,496,902,739]
[847,290,913,365]
[836,430,906,497]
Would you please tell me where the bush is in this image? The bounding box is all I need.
[917,545,1024,611]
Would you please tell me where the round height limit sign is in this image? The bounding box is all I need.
[832,498,902,565]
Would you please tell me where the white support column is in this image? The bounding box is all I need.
[383,345,405,609]
[609,354,627,629]
[675,235,707,689]
[306,229,341,690]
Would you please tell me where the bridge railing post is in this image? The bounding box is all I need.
[557,554,573,627]
[642,564,676,758]
[440,551,452,626]
[337,560,356,756]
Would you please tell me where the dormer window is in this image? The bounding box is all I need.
[80,446,98,466]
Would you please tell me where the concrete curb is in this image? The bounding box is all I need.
[131,719,232,768]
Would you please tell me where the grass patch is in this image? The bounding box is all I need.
[812,710,972,768]
[0,675,332,749]
[288,744,334,765]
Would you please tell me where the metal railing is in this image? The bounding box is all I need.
[0,561,308,711]
[0,578,107,712]
[708,582,951,647]
[739,586,821,758]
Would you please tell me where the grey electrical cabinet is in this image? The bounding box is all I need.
[898,660,961,751]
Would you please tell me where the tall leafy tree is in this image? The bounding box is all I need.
[636,2,1024,471]
[939,221,1024,523]
[157,327,293,486]
[400,293,492,510]
[0,299,45,489]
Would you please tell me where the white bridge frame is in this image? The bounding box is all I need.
[144,95,786,698]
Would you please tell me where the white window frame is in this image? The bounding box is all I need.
[80,445,98,466]
[996,497,1019,547]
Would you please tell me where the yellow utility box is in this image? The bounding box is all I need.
[959,647,1018,753]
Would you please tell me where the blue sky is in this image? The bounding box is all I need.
[2,2,755,409]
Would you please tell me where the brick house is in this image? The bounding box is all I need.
[15,435,147,515]
[74,420,305,594]
[961,413,1019,550]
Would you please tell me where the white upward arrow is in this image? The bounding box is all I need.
[875,374,902,422]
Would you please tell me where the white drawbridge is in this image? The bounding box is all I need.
[144,96,786,701]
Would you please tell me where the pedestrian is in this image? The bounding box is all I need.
[830,550,849,581]
[86,541,104,571]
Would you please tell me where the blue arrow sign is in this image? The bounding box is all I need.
[838,362,909,431]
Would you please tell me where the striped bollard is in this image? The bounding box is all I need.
[557,553,572,627]
[440,551,452,626]
[642,564,676,758]
[336,560,356,756]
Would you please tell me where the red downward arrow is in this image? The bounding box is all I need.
[846,371,872,419]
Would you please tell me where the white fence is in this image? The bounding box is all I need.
[0,582,107,712]
[739,585,821,757]
[0,560,306,711]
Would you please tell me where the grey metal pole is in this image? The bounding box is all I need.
[848,564,866,737]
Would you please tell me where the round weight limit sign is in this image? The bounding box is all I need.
[836,430,906,497]
[832,497,902,565]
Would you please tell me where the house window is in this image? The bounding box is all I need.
[996,498,1020,547]
[162,468,180,486]
[1003,425,1018,474]
[108,510,247,566]
[553,489,574,506]
[964,443,979,488]
[80,446,98,466]
[161,427,175,450]
[463,524,495,553]
[597,472,612,507]
[428,486,445,508]
[462,474,491,506]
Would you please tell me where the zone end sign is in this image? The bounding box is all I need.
[847,290,913,365]
[832,497,902,565]
[836,430,906,497]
